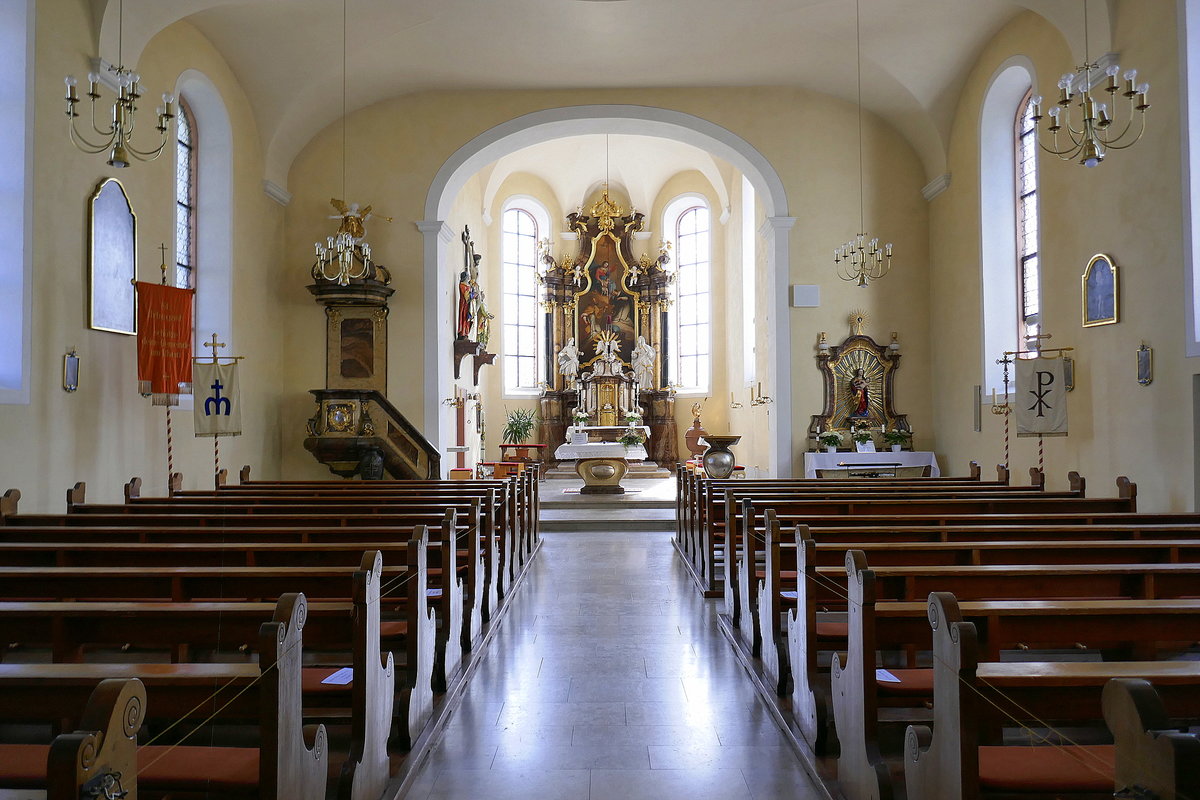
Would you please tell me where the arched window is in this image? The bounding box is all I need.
[666,196,711,394]
[175,99,196,291]
[0,0,31,404]
[979,60,1035,396]
[501,200,547,394]
[1015,90,1040,342]
[174,71,232,359]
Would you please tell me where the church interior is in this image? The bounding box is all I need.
[1,0,1200,798]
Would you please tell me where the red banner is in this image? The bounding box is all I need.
[135,282,193,404]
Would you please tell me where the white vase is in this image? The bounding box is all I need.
[826,445,837,453]
[891,444,902,452]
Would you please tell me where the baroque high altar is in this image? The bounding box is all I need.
[540,191,678,468]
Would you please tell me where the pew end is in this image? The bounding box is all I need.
[1117,476,1138,509]
[968,461,981,481]
[168,472,183,496]
[216,468,228,488]
[240,464,252,483]
[46,678,145,800]
[995,464,1010,484]
[0,489,19,521]
[1029,467,1045,490]
[65,482,85,511]
[1104,678,1200,800]
[1069,470,1086,496]
[123,476,142,502]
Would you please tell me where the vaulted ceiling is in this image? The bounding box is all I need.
[85,0,1113,190]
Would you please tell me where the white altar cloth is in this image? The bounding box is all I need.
[803,451,940,479]
[554,441,648,462]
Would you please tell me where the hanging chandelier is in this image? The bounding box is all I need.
[311,0,380,288]
[1030,0,1150,168]
[834,0,893,287]
[62,0,175,168]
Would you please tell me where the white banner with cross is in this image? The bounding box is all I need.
[193,361,242,437]
[1014,357,1067,437]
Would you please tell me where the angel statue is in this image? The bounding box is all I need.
[632,335,656,388]
[594,331,619,363]
[557,338,580,380]
[330,198,392,241]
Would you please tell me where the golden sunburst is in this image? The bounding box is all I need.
[848,310,869,336]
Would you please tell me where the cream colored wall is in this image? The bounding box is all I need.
[447,174,487,469]
[283,87,933,477]
[929,2,1188,509]
[0,0,285,512]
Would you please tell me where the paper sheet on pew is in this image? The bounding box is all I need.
[321,667,354,685]
[875,669,902,683]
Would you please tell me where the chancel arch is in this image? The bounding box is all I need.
[421,104,795,476]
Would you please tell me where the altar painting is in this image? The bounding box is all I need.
[576,236,637,367]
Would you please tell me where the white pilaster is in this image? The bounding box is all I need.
[763,215,797,477]
[418,220,455,476]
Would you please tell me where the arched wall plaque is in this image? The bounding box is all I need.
[88,178,138,335]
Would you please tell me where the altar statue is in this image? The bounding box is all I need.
[632,335,656,388]
[850,368,870,417]
[330,198,391,240]
[557,338,580,379]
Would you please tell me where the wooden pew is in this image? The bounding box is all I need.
[1102,678,1200,800]
[0,593,329,798]
[3,492,473,691]
[0,677,143,799]
[832,575,1200,800]
[903,593,1200,800]
[757,520,1200,705]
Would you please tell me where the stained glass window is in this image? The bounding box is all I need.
[175,100,196,291]
[671,204,711,393]
[1016,90,1040,341]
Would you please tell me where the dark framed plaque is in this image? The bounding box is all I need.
[1081,253,1118,327]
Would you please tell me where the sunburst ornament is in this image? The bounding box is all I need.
[849,310,869,336]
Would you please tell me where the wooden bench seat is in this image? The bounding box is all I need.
[0,594,327,799]
[830,573,1200,800]
[904,592,1200,800]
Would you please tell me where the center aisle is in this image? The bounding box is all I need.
[404,526,827,799]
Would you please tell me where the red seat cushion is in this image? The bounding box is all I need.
[978,744,1114,792]
[876,668,933,696]
[0,744,48,788]
[138,745,259,792]
[814,621,848,639]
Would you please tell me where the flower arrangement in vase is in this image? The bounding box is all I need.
[817,430,843,453]
[881,426,912,452]
[851,423,875,452]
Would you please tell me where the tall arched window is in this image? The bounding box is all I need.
[0,0,31,404]
[666,196,711,394]
[501,200,546,394]
[175,99,196,291]
[1015,90,1040,342]
[979,59,1035,396]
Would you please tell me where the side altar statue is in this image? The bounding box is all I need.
[538,190,678,469]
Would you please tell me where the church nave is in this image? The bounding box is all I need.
[405,525,824,800]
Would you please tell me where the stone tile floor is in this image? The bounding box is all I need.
[403,525,826,799]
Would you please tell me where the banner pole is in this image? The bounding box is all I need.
[166,406,174,490]
[214,433,220,488]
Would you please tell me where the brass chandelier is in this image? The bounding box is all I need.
[311,0,377,287]
[834,0,893,287]
[1030,0,1150,168]
[62,0,175,168]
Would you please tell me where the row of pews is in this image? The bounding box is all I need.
[675,462,1200,800]
[0,464,540,799]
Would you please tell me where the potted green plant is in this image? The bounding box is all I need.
[881,426,912,452]
[618,428,646,449]
[851,425,874,450]
[624,410,642,427]
[817,430,843,453]
[502,407,538,459]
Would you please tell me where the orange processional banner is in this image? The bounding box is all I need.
[135,281,194,405]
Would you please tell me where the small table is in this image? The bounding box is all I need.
[499,443,548,463]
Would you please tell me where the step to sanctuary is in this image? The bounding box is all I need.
[537,476,677,532]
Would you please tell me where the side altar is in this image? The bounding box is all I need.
[539,191,678,469]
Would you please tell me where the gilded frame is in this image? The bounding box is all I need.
[88,178,138,335]
[1081,252,1119,327]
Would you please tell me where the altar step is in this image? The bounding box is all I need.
[540,507,676,533]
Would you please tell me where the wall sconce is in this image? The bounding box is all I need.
[729,391,744,409]
[750,382,773,406]
[442,396,465,408]
[63,348,79,392]
[888,332,901,353]
[817,332,830,355]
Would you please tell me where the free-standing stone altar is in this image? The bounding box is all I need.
[539,190,678,469]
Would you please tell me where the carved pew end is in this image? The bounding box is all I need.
[1104,678,1200,800]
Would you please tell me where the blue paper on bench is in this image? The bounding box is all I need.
[426,588,441,597]
[781,591,798,599]
[875,669,901,683]
[321,667,353,685]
